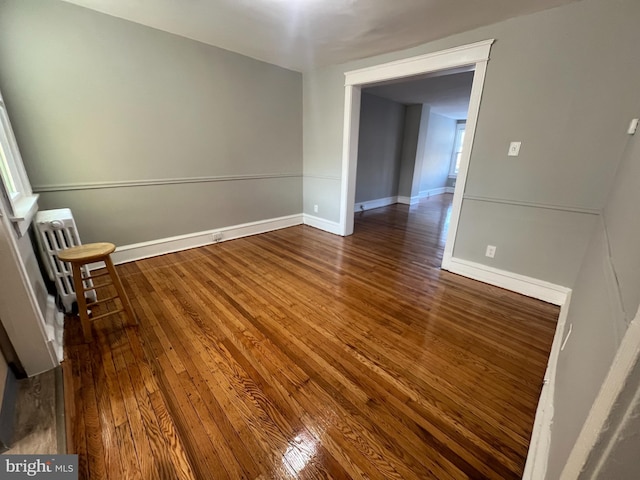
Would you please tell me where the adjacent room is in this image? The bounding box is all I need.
[354,69,472,255]
[0,0,639,478]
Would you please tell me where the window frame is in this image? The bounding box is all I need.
[0,91,38,236]
[448,121,467,178]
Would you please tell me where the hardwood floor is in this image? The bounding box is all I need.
[63,194,559,479]
[3,368,63,455]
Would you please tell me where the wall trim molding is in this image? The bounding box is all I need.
[523,290,573,480]
[44,295,63,364]
[33,173,302,193]
[354,190,455,212]
[89,214,303,268]
[86,213,345,269]
[419,187,455,198]
[463,195,601,216]
[355,196,398,212]
[420,187,446,198]
[302,214,343,235]
[344,39,495,86]
[339,39,495,252]
[442,254,574,479]
[397,195,420,206]
[303,174,341,181]
[443,257,570,306]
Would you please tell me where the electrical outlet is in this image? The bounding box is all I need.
[508,141,522,157]
[212,232,223,243]
[485,245,496,258]
[313,204,318,213]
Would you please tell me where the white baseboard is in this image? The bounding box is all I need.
[355,190,454,211]
[523,290,573,480]
[419,187,453,198]
[442,256,573,480]
[443,257,570,306]
[90,212,344,269]
[355,196,398,212]
[303,214,343,235]
[397,195,420,206]
[89,214,303,268]
[44,295,63,364]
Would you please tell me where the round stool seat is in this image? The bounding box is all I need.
[57,241,136,342]
[58,242,116,263]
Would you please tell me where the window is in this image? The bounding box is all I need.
[449,121,466,177]
[0,117,20,201]
[0,91,38,236]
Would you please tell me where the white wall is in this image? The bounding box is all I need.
[419,112,456,194]
[0,216,56,376]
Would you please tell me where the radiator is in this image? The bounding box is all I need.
[34,209,96,313]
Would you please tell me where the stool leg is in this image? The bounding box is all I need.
[104,255,137,326]
[71,263,92,342]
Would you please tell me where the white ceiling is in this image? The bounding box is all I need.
[365,71,474,120]
[60,0,580,72]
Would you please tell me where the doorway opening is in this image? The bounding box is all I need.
[339,40,494,270]
[353,68,474,252]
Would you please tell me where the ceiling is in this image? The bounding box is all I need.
[365,71,474,120]
[60,0,580,72]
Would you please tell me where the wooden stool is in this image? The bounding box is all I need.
[57,242,137,342]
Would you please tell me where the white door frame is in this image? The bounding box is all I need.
[339,39,494,269]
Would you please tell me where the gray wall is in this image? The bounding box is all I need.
[355,95,458,204]
[355,96,456,204]
[602,134,640,324]
[579,351,640,480]
[546,102,640,478]
[354,93,405,203]
[455,200,597,285]
[303,0,640,287]
[397,105,424,199]
[419,112,456,194]
[0,0,302,246]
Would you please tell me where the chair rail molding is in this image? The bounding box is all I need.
[33,173,302,193]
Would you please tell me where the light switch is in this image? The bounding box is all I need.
[508,142,522,156]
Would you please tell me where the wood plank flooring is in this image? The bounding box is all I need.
[63,194,559,479]
[3,368,62,455]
